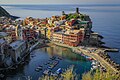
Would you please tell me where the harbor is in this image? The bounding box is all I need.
[52,42,120,73]
[2,44,91,80]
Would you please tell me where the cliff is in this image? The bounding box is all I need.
[0,6,19,19]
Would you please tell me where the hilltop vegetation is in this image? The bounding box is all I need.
[0,6,19,19]
[0,6,10,17]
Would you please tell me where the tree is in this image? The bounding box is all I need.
[82,69,120,80]
[61,65,77,80]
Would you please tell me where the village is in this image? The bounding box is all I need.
[0,8,120,78]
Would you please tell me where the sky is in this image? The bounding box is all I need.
[0,0,120,4]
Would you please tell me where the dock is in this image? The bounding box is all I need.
[104,48,119,52]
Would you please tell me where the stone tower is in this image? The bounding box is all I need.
[76,7,79,14]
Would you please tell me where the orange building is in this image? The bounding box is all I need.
[63,30,84,47]
[52,32,63,43]
[52,30,84,47]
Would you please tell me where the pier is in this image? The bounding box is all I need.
[104,48,119,52]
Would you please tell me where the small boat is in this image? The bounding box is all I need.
[37,66,42,70]
[56,68,62,74]
[48,61,59,69]
[51,68,62,76]
[53,61,59,66]
[43,69,51,75]
[35,66,42,72]
[92,61,96,65]
[50,56,56,60]
[91,65,98,70]
[48,65,54,69]
[35,68,40,72]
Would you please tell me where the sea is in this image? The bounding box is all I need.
[0,4,120,80]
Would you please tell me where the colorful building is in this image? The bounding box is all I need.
[63,30,84,47]
[52,32,64,43]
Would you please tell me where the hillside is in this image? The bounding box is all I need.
[0,6,19,19]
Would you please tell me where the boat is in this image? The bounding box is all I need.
[85,56,93,60]
[37,66,42,70]
[56,68,62,74]
[51,68,62,77]
[35,68,40,72]
[91,65,98,70]
[48,65,54,69]
[35,66,42,72]
[48,61,59,69]
[50,56,56,60]
[53,61,59,66]
[43,69,51,75]
[92,61,96,65]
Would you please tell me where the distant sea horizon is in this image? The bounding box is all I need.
[1,4,120,65]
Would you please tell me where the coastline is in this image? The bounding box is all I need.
[50,41,120,73]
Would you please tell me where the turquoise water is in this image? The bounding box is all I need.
[6,45,91,80]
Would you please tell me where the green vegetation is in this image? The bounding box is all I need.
[38,65,120,80]
[0,6,10,17]
[39,66,77,80]
[66,13,86,21]
[80,15,85,21]
[66,13,80,20]
[82,69,120,80]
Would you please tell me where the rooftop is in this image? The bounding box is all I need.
[10,40,25,50]
[54,31,65,34]
[64,30,80,35]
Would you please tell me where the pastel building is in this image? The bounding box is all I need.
[52,29,84,47]
[52,32,64,43]
[63,30,84,47]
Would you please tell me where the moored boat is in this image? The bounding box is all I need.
[43,69,51,75]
